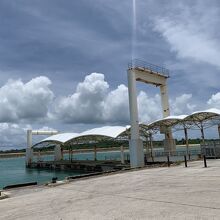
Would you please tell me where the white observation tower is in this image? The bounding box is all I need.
[127,59,175,168]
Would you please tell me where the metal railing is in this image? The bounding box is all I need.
[147,149,201,157]
[128,59,170,77]
[201,140,220,158]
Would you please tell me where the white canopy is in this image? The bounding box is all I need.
[147,115,188,128]
[34,126,127,147]
[147,108,220,129]
[184,108,220,121]
[33,108,220,147]
[42,133,79,144]
[78,126,127,139]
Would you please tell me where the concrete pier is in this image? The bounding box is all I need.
[2,159,220,219]
[27,160,128,172]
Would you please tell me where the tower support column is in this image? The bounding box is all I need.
[127,69,144,168]
[160,85,176,153]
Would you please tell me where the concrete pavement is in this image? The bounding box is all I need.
[1,159,220,219]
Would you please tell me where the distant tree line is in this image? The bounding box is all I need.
[0,138,218,154]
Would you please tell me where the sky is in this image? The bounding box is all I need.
[0,0,220,149]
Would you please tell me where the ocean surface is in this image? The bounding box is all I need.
[0,146,200,189]
[0,151,128,189]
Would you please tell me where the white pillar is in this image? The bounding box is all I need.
[120,145,125,164]
[128,69,140,140]
[26,129,33,166]
[54,145,62,161]
[160,85,170,118]
[27,129,32,148]
[127,69,144,168]
[25,148,33,165]
[160,85,176,153]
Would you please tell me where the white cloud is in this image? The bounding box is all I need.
[207,92,220,108]
[0,73,200,127]
[153,1,220,69]
[0,76,54,123]
[138,92,161,123]
[54,73,109,123]
[0,123,29,149]
[55,73,197,124]
[171,94,196,115]
[55,72,161,124]
[103,84,129,123]
[154,18,220,68]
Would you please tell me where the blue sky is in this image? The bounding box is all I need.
[0,0,220,149]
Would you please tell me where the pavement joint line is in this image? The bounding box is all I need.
[57,186,220,211]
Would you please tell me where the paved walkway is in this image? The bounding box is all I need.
[1,160,220,219]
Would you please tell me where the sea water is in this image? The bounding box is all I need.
[0,146,200,189]
[0,150,128,189]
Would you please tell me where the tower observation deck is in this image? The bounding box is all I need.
[128,59,170,86]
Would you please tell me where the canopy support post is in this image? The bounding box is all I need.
[218,124,220,139]
[184,126,189,155]
[201,124,205,144]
